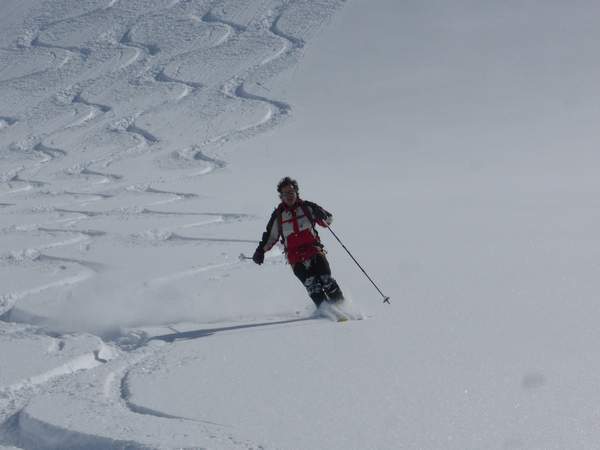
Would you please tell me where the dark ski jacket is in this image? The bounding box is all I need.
[258,199,333,255]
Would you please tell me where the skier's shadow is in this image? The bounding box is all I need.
[149,317,317,343]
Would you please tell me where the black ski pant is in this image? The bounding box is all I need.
[292,253,344,307]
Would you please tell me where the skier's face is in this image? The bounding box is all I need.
[279,185,297,206]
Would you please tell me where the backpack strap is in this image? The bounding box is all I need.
[298,200,321,244]
[298,200,316,226]
[276,203,285,245]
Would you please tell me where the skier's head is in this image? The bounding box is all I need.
[277,176,299,206]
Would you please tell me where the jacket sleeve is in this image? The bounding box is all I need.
[258,207,281,252]
[304,201,333,227]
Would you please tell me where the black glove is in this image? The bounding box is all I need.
[252,247,265,265]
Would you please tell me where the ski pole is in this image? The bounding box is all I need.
[326,226,390,304]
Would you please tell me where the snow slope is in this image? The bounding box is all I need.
[2,0,600,449]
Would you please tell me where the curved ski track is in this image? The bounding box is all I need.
[0,1,347,448]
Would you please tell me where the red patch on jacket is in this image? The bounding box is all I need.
[286,229,321,264]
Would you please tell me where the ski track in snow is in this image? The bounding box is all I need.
[30,35,91,62]
[119,367,224,426]
[33,142,67,160]
[0,0,347,447]
[0,116,18,129]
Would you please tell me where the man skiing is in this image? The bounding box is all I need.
[252,177,345,307]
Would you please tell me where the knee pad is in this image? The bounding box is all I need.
[320,275,337,292]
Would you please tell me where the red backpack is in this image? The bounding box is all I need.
[276,201,323,264]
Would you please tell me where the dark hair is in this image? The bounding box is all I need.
[277,176,299,193]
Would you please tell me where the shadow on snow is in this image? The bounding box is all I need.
[149,316,318,343]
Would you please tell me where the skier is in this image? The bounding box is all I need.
[252,177,344,307]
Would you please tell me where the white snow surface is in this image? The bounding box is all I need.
[2,0,600,449]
